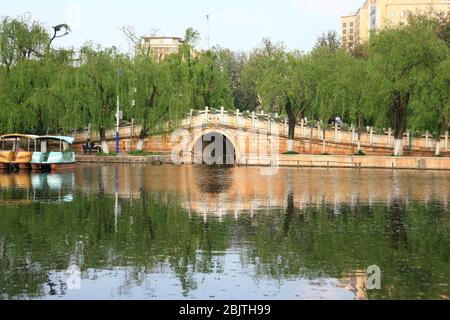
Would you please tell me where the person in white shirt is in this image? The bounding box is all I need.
[335,116,343,128]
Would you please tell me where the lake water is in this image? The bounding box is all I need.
[0,164,449,300]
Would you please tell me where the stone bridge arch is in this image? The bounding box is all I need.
[187,127,243,165]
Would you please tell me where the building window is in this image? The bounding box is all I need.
[350,28,353,34]
[343,29,347,35]
[350,22,354,27]
[370,5,377,30]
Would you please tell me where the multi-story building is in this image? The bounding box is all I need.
[138,36,184,61]
[341,0,450,49]
[341,14,356,49]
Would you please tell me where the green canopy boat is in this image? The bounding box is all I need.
[31,136,77,171]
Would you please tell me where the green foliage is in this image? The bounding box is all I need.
[127,150,166,156]
[0,19,234,138]
[367,21,449,138]
[216,49,258,111]
[1,13,450,144]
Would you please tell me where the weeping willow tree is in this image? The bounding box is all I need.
[409,57,450,156]
[193,49,234,109]
[0,15,71,135]
[0,16,49,72]
[47,50,91,133]
[131,42,192,151]
[76,45,131,153]
[0,16,50,133]
[368,22,448,156]
[432,58,450,155]
[132,54,170,150]
[130,28,234,151]
[308,45,372,153]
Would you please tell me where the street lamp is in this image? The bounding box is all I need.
[115,62,123,155]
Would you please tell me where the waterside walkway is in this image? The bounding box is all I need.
[77,154,450,171]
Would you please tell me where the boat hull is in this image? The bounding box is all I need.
[16,163,31,170]
[0,151,32,171]
[0,163,10,170]
[0,163,32,171]
[32,162,76,172]
[31,151,76,172]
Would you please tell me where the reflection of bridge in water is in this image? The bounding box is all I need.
[3,165,448,217]
[75,164,450,217]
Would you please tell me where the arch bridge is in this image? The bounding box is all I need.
[74,107,450,165]
[176,107,293,165]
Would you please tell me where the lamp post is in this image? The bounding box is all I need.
[116,62,122,155]
[116,96,120,155]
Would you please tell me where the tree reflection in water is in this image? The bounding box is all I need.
[389,198,408,250]
[0,166,449,300]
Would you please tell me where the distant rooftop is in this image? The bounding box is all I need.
[142,36,183,40]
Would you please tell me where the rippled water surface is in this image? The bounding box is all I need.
[0,164,449,300]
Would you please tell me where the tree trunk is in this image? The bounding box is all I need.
[100,126,109,154]
[285,100,297,153]
[203,92,210,109]
[136,86,157,151]
[136,127,148,151]
[287,139,295,153]
[393,139,403,157]
[136,139,145,151]
[391,91,409,157]
[284,192,294,235]
[356,113,363,154]
[357,132,362,153]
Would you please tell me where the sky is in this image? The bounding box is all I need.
[2,0,363,53]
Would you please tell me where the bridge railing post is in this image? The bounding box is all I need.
[189,109,194,127]
[388,127,392,147]
[205,106,209,124]
[220,106,225,124]
[351,124,356,144]
[301,119,305,138]
[236,109,240,128]
[334,123,338,142]
[407,130,411,150]
[252,112,256,129]
[370,127,374,146]
[445,131,449,150]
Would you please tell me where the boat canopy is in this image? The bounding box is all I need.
[0,134,39,140]
[35,136,75,144]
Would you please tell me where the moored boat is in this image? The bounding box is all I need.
[31,136,76,171]
[0,134,39,171]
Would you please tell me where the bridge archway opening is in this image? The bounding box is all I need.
[193,132,236,165]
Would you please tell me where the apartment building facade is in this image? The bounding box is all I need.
[341,0,450,49]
